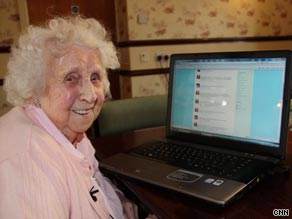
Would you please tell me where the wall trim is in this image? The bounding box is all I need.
[117,36,292,47]
[119,68,169,76]
[0,47,10,53]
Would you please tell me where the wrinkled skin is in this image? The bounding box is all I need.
[39,45,105,144]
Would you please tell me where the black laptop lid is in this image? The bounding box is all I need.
[166,50,292,159]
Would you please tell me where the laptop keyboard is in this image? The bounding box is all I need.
[131,141,256,181]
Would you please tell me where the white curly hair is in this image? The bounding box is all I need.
[4,15,120,106]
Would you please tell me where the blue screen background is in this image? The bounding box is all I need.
[172,68,195,129]
[251,70,282,140]
[171,67,283,142]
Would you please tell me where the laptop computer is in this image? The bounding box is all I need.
[100,50,292,206]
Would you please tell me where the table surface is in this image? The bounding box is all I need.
[90,126,292,219]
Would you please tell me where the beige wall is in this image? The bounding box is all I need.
[0,0,21,78]
[0,0,28,115]
[116,0,292,98]
[120,41,292,71]
[0,0,29,75]
[120,40,292,97]
[0,0,21,47]
[119,0,292,41]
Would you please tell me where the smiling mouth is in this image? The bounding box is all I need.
[72,108,93,115]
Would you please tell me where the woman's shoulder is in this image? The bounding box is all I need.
[0,106,71,166]
[0,107,35,163]
[0,106,31,124]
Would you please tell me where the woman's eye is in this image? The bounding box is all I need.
[64,73,79,83]
[91,73,101,82]
[65,77,74,82]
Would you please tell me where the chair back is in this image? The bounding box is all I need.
[93,95,167,136]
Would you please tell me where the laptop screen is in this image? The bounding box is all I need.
[167,51,291,157]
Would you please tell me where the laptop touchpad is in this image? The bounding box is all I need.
[167,169,203,183]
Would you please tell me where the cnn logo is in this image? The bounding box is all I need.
[273,209,289,217]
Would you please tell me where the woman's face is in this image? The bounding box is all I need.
[39,45,106,142]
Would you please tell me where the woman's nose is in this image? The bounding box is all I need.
[80,82,97,103]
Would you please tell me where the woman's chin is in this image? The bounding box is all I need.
[71,123,92,134]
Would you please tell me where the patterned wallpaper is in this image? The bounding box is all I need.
[117,0,292,41]
[116,0,292,98]
[0,0,21,48]
[0,0,25,115]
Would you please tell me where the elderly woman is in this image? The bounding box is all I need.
[0,16,151,219]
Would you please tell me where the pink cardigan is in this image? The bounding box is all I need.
[0,105,123,219]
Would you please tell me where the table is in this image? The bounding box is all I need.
[90,127,292,219]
